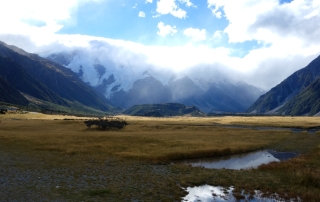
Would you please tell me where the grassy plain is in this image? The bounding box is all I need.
[0,114,320,201]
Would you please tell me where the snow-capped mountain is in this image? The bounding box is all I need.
[45,47,265,113]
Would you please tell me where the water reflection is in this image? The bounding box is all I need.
[182,185,301,202]
[183,150,298,170]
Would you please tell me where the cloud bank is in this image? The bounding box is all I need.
[0,0,320,90]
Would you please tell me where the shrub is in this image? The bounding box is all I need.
[84,118,128,130]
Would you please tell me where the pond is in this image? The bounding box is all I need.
[182,185,301,202]
[181,150,298,170]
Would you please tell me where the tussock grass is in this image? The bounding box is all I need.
[0,116,289,162]
[118,115,320,128]
[1,114,320,201]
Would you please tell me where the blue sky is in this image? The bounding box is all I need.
[59,1,226,45]
[0,0,320,89]
[57,0,262,57]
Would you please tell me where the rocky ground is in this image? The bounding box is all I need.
[0,150,184,202]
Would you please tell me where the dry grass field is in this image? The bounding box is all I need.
[0,113,320,201]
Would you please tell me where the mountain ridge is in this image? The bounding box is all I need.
[0,41,115,112]
[248,55,320,115]
[45,49,265,113]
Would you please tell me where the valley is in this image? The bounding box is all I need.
[0,114,319,201]
[1,1,320,201]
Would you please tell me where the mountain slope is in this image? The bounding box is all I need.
[0,75,29,105]
[0,56,68,106]
[111,76,171,108]
[248,55,320,113]
[45,48,265,113]
[0,41,115,112]
[277,77,320,115]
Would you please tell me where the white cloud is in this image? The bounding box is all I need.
[212,30,223,39]
[157,22,177,37]
[138,11,146,17]
[183,28,206,41]
[145,0,153,3]
[207,0,320,45]
[215,11,222,19]
[0,0,320,90]
[156,0,187,18]
[2,32,320,90]
[0,0,103,46]
[204,0,320,87]
[133,3,137,8]
[179,0,195,7]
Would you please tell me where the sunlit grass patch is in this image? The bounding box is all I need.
[0,116,293,162]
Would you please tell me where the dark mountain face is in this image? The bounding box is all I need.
[168,78,264,113]
[277,77,320,116]
[196,84,247,113]
[124,103,204,116]
[0,75,29,105]
[0,41,115,111]
[109,75,263,113]
[110,76,172,109]
[45,49,265,113]
[248,55,320,114]
[0,56,68,106]
[169,76,203,100]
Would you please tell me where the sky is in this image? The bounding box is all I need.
[0,0,320,90]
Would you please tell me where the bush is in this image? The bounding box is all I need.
[84,118,128,130]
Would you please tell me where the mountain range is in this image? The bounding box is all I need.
[45,47,265,113]
[2,40,320,116]
[248,55,320,116]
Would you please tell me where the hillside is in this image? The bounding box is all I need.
[0,41,116,113]
[0,56,68,106]
[248,55,320,114]
[0,75,29,106]
[124,103,204,117]
[277,77,320,116]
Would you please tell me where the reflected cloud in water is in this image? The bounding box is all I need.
[183,150,298,170]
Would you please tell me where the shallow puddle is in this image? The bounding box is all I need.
[182,185,301,202]
[182,150,298,170]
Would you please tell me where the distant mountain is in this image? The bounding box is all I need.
[0,75,29,106]
[0,41,115,112]
[46,49,265,113]
[111,76,171,109]
[124,103,204,117]
[248,55,320,115]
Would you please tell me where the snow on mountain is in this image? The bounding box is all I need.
[44,43,266,112]
[45,48,174,99]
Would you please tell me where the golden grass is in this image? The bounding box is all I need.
[1,114,320,201]
[0,114,293,162]
[118,115,320,128]
[0,112,95,120]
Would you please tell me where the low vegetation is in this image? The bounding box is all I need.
[84,118,128,130]
[124,103,204,117]
[0,114,319,201]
